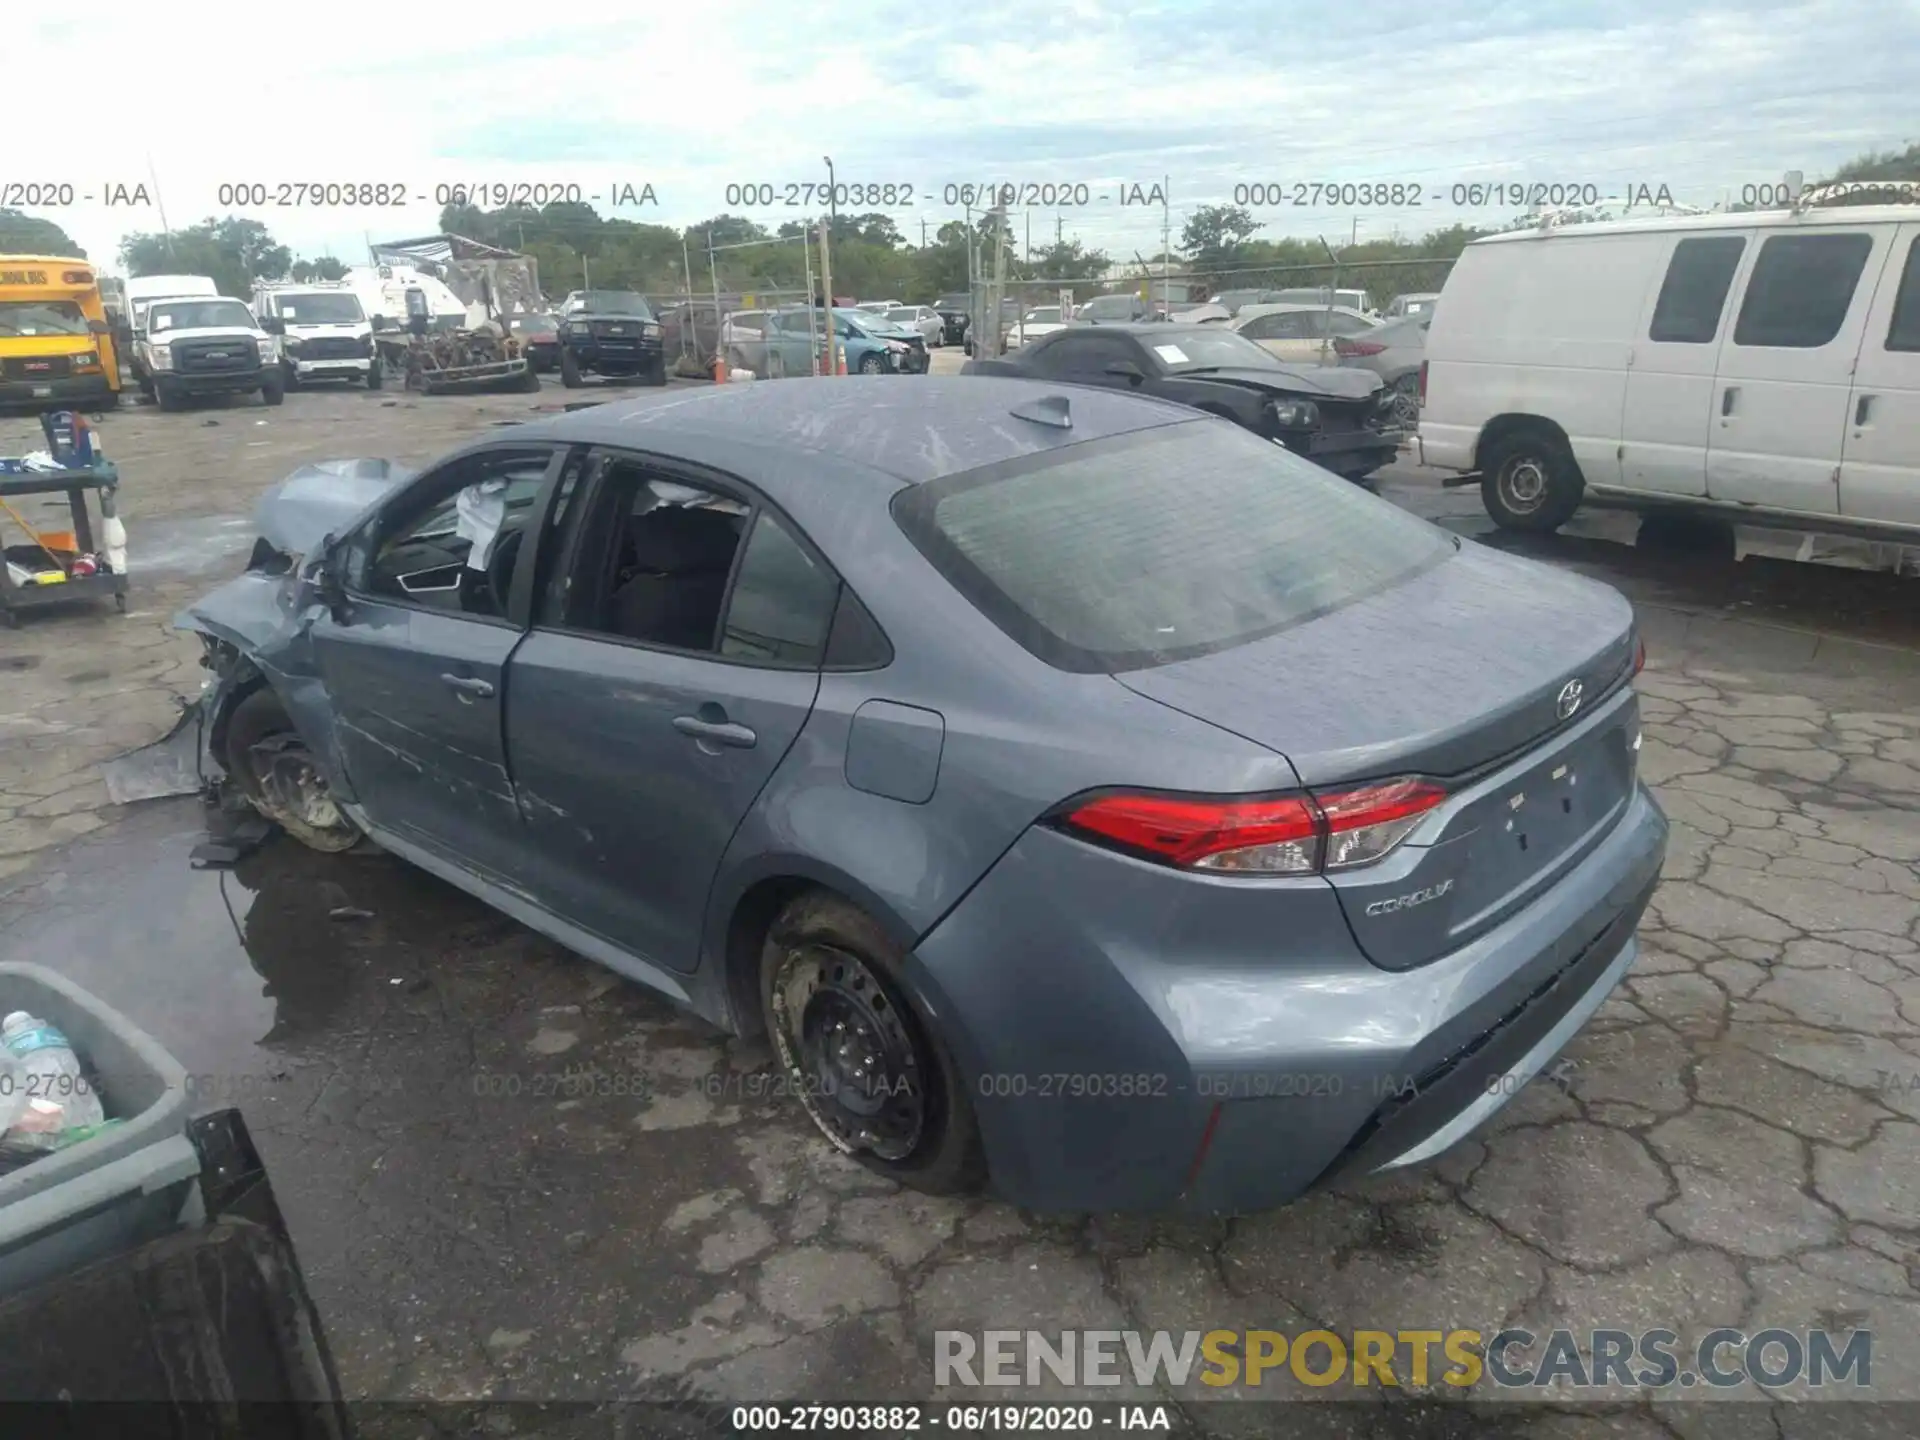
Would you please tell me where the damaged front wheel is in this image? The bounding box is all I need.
[223,689,362,853]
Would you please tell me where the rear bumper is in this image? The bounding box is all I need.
[905,784,1667,1215]
[1418,422,1477,472]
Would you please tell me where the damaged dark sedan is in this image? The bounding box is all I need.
[963,322,1407,481]
[178,377,1665,1215]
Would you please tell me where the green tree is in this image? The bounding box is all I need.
[289,256,348,282]
[0,208,84,257]
[1025,238,1110,281]
[119,216,292,296]
[1181,204,1261,273]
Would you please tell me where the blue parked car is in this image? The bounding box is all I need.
[761,307,922,377]
[178,378,1665,1215]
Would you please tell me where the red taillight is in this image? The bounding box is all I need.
[1633,636,1646,676]
[1335,338,1387,356]
[1418,359,1428,403]
[1056,779,1447,875]
[1059,792,1321,872]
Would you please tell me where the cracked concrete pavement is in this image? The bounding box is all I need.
[3,389,1919,1434]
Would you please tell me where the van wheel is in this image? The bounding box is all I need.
[223,689,361,852]
[1480,429,1583,533]
[761,893,986,1196]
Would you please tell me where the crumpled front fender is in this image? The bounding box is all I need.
[173,573,349,799]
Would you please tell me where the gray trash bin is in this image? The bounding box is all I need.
[0,963,348,1428]
[0,961,201,1298]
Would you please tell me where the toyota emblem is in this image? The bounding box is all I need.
[1555,678,1584,720]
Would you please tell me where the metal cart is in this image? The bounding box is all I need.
[0,460,126,627]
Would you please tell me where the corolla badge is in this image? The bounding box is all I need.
[1556,678,1584,721]
[1365,878,1455,917]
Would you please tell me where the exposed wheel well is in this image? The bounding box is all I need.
[723,876,827,1037]
[1474,413,1575,472]
[207,670,270,775]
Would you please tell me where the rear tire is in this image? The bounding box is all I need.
[761,893,986,1196]
[222,688,361,852]
[560,347,583,388]
[1479,427,1583,533]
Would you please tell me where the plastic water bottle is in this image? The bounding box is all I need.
[1,1012,106,1131]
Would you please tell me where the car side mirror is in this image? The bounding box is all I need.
[307,537,352,623]
[1105,360,1145,383]
[87,318,110,336]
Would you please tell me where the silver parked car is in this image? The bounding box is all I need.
[179,378,1665,1215]
[1334,313,1429,427]
[1385,292,1441,319]
[883,305,946,347]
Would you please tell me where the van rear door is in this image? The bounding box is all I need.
[1620,230,1753,498]
[1838,224,1920,528]
[1706,222,1892,516]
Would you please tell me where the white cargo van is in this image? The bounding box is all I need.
[251,281,381,389]
[1420,201,1920,539]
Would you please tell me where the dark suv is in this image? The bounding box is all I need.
[932,294,971,347]
[557,291,666,387]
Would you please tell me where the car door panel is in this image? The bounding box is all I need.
[503,634,820,972]
[1839,224,1920,526]
[312,605,525,877]
[1620,231,1753,497]
[308,445,562,880]
[1706,225,1889,515]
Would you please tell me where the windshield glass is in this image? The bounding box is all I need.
[1024,307,1062,323]
[885,308,918,322]
[1141,328,1280,371]
[509,314,556,332]
[574,290,654,317]
[1080,296,1136,319]
[893,421,1452,672]
[148,300,255,332]
[0,300,90,337]
[276,293,364,323]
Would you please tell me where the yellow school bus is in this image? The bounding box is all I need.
[0,255,120,408]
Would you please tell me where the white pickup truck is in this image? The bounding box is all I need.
[135,296,282,411]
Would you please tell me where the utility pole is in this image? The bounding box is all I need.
[823,156,837,241]
[920,217,928,249]
[147,153,175,261]
[1160,175,1171,309]
[707,233,724,373]
[818,217,838,376]
[1025,211,1031,264]
[682,234,695,314]
[1056,214,1064,247]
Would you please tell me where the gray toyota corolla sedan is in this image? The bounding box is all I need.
[180,376,1667,1214]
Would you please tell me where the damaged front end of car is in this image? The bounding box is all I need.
[105,460,411,850]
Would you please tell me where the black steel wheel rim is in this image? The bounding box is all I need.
[770,943,926,1161]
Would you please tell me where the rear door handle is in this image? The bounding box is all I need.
[1855,394,1875,426]
[440,673,495,698]
[1720,385,1739,417]
[673,715,757,748]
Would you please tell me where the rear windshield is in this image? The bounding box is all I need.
[892,421,1454,673]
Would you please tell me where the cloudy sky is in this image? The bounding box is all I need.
[13,0,1917,275]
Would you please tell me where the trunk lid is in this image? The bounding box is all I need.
[1117,543,1641,969]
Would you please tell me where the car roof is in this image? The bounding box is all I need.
[503,375,1200,488]
[1469,202,1920,245]
[1233,303,1374,321]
